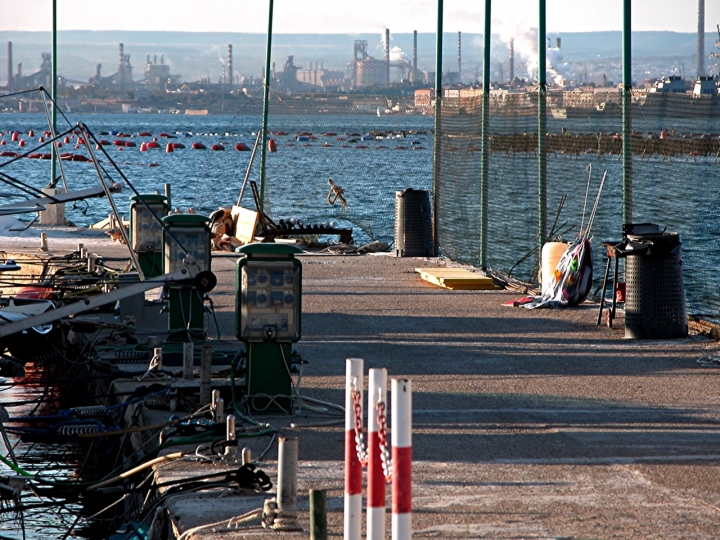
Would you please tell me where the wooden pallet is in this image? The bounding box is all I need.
[415,267,501,290]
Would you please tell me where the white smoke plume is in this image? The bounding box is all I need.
[493,20,573,85]
[379,29,409,64]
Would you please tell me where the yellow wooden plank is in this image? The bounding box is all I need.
[415,268,501,290]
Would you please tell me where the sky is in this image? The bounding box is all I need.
[1,0,719,34]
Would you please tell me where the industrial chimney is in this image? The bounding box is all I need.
[458,31,462,82]
[227,44,233,87]
[412,30,418,84]
[96,64,101,83]
[385,28,390,85]
[697,0,705,76]
[7,42,12,88]
[118,43,125,90]
[556,37,561,49]
[509,38,515,83]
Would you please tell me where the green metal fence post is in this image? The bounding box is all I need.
[259,0,274,213]
[432,0,443,257]
[622,0,633,224]
[480,0,491,269]
[538,0,547,253]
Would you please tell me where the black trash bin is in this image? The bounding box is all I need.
[394,188,433,257]
[623,224,687,339]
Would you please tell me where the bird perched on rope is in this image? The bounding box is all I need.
[326,178,347,209]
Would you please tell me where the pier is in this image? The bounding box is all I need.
[3,230,720,538]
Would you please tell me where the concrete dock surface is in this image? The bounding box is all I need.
[7,233,720,538]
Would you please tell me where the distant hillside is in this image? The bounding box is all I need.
[0,30,716,86]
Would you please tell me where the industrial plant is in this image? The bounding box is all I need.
[1,4,719,116]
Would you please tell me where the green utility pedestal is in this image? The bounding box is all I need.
[129,194,169,278]
[163,213,211,343]
[236,244,303,413]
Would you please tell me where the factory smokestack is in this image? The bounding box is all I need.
[384,28,390,84]
[413,30,418,84]
[7,42,12,88]
[556,37,561,49]
[118,43,124,90]
[227,44,233,86]
[509,38,515,83]
[697,0,705,76]
[458,31,462,82]
[96,64,101,83]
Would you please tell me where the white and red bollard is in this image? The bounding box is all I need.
[345,358,364,540]
[344,359,412,540]
[367,367,387,540]
[392,378,412,540]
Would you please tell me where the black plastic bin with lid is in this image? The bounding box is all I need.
[394,188,433,257]
[623,223,687,339]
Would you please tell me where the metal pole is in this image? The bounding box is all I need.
[432,0,444,256]
[480,0,491,270]
[200,345,212,405]
[310,489,328,540]
[538,0,547,253]
[622,0,633,224]
[51,0,58,189]
[183,341,193,380]
[275,436,302,531]
[258,0,274,213]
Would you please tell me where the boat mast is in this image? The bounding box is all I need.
[258,0,274,213]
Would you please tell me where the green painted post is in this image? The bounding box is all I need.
[432,0,444,256]
[538,0,547,252]
[259,0,274,213]
[309,489,327,540]
[622,0,633,225]
[480,0,491,269]
[51,0,57,189]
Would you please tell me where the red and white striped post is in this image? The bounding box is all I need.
[392,378,412,540]
[344,358,364,540]
[367,367,387,540]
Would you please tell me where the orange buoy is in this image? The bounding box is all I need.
[211,143,225,151]
[268,138,277,152]
[18,139,25,147]
[118,146,123,151]
[138,131,152,137]
[78,137,85,145]
[165,143,174,153]
[0,140,5,146]
[192,142,206,150]
[96,144,102,150]
[57,142,62,148]
[63,136,70,144]
[38,136,44,143]
[28,130,34,137]
[113,140,124,146]
[147,141,160,149]
[171,143,185,149]
[140,142,148,152]
[125,141,136,147]
[235,142,250,151]
[11,132,18,142]
[98,139,111,146]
